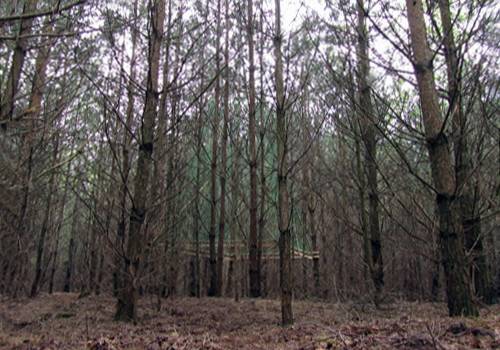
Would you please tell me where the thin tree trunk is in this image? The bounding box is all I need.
[355,0,384,307]
[155,0,173,303]
[247,0,261,298]
[274,0,293,326]
[87,173,102,296]
[190,87,203,298]
[64,188,80,293]
[309,187,319,297]
[6,20,53,296]
[166,4,185,299]
[208,0,222,297]
[301,198,308,298]
[354,117,370,290]
[31,135,59,297]
[114,0,139,298]
[232,131,241,302]
[257,0,266,298]
[49,161,71,294]
[189,0,208,299]
[216,0,230,297]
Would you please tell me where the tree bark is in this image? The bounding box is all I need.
[405,0,477,316]
[258,0,266,298]
[208,0,221,297]
[231,130,241,302]
[216,0,230,297]
[247,0,261,298]
[437,0,493,304]
[189,0,208,299]
[0,0,39,128]
[114,0,139,298]
[5,19,53,296]
[31,135,59,297]
[49,160,71,294]
[190,77,203,298]
[155,0,174,301]
[114,0,165,322]
[274,0,293,326]
[355,0,384,307]
[64,188,80,293]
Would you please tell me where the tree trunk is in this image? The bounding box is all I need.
[114,0,165,322]
[0,0,39,128]
[216,0,230,297]
[437,0,493,304]
[258,0,266,298]
[49,161,71,294]
[189,0,207,299]
[31,135,59,297]
[153,0,173,303]
[274,0,293,326]
[301,200,308,298]
[114,0,139,298]
[356,0,384,307]
[247,0,261,298]
[64,190,80,293]
[190,86,203,298]
[405,0,477,316]
[208,0,221,297]
[231,126,241,301]
[6,20,53,296]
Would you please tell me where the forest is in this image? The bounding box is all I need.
[0,0,499,348]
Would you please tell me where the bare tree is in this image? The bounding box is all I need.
[115,0,166,322]
[355,0,384,307]
[247,0,261,298]
[405,0,476,316]
[274,0,293,326]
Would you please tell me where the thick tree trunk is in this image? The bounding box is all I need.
[405,0,477,316]
[114,0,165,322]
[274,0,293,326]
[247,0,261,298]
[438,0,493,304]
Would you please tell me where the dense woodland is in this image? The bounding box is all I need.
[0,0,498,332]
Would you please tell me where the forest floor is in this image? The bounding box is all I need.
[0,293,498,349]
